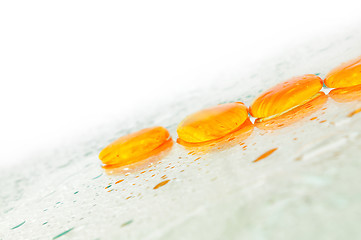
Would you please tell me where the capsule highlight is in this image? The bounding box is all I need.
[99,126,171,167]
[249,74,323,119]
[177,102,249,143]
[324,56,361,88]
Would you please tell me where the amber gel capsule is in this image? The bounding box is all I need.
[99,126,171,166]
[324,56,361,88]
[249,74,323,119]
[177,102,249,143]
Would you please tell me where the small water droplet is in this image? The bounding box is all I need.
[11,221,25,230]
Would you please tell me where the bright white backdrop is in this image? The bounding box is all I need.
[0,0,360,167]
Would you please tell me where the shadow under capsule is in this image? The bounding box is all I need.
[176,118,254,154]
[328,84,361,103]
[255,92,328,131]
[103,138,174,175]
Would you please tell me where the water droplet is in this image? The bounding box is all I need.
[92,173,103,180]
[115,179,124,184]
[53,227,74,239]
[253,148,278,162]
[153,180,170,189]
[121,220,133,227]
[11,221,25,230]
[348,107,361,117]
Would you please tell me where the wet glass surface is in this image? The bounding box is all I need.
[1,28,361,240]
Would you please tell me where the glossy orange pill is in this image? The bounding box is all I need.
[249,74,323,119]
[99,126,171,166]
[177,102,249,143]
[324,56,361,88]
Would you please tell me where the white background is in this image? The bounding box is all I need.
[0,0,360,167]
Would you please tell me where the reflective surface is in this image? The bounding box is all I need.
[1,29,361,240]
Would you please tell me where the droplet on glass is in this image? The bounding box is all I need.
[253,148,278,162]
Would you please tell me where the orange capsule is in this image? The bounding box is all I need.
[99,126,171,166]
[177,102,249,143]
[324,56,361,88]
[249,74,323,119]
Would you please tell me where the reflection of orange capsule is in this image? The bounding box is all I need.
[103,139,173,175]
[324,56,361,88]
[255,92,328,130]
[99,127,171,167]
[177,102,249,143]
[249,74,323,119]
[177,118,254,154]
[328,84,361,102]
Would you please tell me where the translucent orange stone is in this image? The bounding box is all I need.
[249,74,323,119]
[99,126,171,167]
[324,56,361,88]
[177,102,249,143]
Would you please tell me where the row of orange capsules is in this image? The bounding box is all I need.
[99,55,361,168]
